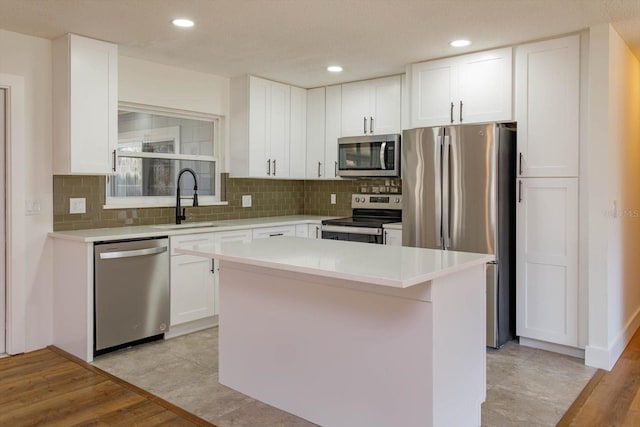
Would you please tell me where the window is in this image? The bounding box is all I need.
[106,104,223,208]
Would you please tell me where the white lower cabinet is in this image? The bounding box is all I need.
[516,177,578,347]
[384,228,402,246]
[308,224,321,239]
[169,229,252,328]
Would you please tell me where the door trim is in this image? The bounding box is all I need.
[1,74,27,355]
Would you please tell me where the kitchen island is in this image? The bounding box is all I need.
[177,237,493,427]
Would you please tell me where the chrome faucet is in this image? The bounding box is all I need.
[176,168,199,224]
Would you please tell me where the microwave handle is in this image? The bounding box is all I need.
[380,142,387,170]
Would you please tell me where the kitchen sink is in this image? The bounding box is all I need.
[150,221,223,230]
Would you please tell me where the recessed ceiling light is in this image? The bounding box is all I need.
[450,39,471,47]
[327,65,343,73]
[172,18,194,28]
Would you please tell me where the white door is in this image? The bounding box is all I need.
[516,177,578,346]
[249,77,270,177]
[268,81,291,177]
[515,35,580,177]
[341,80,370,136]
[306,87,326,178]
[369,75,401,135]
[324,85,342,178]
[410,58,456,127]
[0,88,6,354]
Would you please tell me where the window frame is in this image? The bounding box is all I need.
[105,102,227,209]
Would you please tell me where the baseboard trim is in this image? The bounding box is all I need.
[585,306,640,370]
[164,316,218,339]
[519,337,585,358]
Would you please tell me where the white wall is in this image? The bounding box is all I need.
[0,29,54,352]
[586,24,640,370]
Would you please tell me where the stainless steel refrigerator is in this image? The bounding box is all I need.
[402,123,516,348]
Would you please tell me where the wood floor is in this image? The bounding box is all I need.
[0,346,216,427]
[558,329,640,426]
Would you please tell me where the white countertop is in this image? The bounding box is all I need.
[384,222,402,230]
[176,236,494,288]
[48,215,335,242]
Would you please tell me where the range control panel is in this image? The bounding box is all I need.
[351,194,402,209]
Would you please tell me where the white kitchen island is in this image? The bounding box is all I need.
[177,237,493,427]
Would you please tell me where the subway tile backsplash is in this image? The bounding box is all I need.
[53,175,401,231]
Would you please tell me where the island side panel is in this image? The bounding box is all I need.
[432,264,487,427]
[218,261,435,427]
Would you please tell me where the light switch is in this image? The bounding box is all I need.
[69,197,86,214]
[242,195,252,208]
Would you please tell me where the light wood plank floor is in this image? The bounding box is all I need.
[0,346,216,427]
[558,329,640,426]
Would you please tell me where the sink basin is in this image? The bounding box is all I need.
[150,221,222,230]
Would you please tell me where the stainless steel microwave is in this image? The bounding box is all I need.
[337,134,401,177]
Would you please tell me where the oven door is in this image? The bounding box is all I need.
[321,225,384,244]
[337,134,400,177]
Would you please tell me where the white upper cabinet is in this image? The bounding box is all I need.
[515,35,580,177]
[341,76,401,137]
[410,47,512,128]
[516,177,578,347]
[289,86,307,178]
[306,87,326,178]
[324,85,342,178]
[53,33,118,175]
[230,75,292,178]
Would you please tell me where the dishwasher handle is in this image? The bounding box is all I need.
[99,246,168,260]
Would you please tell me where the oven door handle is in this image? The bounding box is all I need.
[321,225,383,235]
[380,142,387,170]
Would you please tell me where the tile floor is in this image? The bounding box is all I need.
[92,328,596,426]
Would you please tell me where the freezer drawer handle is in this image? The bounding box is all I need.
[99,246,168,260]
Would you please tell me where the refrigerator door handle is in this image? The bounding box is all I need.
[442,134,451,249]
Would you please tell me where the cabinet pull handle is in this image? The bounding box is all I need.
[267,159,271,176]
[363,116,367,134]
[318,161,322,178]
[459,101,463,122]
[518,153,523,176]
[334,161,338,177]
[211,259,215,273]
[370,116,374,134]
[450,102,454,124]
[273,159,277,176]
[518,180,523,203]
[269,233,284,237]
[384,230,388,245]
[315,226,319,239]
[112,149,117,172]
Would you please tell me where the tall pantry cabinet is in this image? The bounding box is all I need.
[514,35,581,349]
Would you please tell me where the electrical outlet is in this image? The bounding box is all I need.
[242,195,252,208]
[69,197,86,214]
[330,194,336,204]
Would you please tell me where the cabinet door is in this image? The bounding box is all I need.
[170,254,215,326]
[268,81,291,177]
[341,80,371,136]
[290,86,307,178]
[370,75,402,135]
[515,35,579,177]
[306,87,326,178]
[516,177,578,346]
[53,34,118,175]
[411,58,456,128]
[248,77,270,177]
[308,224,321,239]
[384,229,402,246]
[325,85,342,178]
[457,48,512,124]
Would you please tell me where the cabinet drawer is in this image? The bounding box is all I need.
[211,229,253,244]
[170,233,215,255]
[252,225,297,239]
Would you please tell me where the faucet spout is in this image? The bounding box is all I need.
[176,167,199,224]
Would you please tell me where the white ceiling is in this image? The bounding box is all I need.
[1,0,639,88]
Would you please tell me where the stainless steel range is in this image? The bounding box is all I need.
[321,194,402,244]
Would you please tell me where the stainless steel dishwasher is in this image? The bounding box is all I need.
[94,237,169,355]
